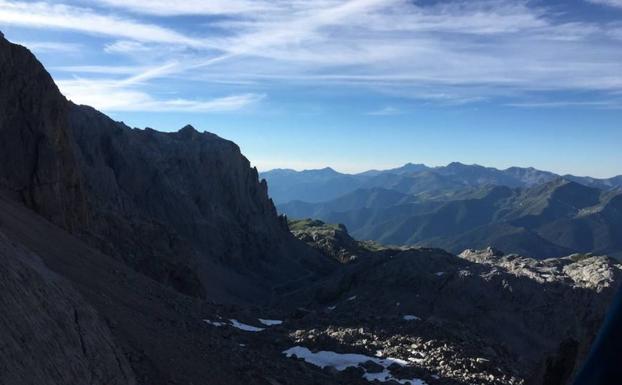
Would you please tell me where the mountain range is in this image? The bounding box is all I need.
[1,33,620,385]
[265,165,622,259]
[261,163,622,204]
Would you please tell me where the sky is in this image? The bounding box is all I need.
[1,0,621,177]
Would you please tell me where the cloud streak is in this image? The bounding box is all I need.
[14,40,83,53]
[92,0,279,16]
[587,0,622,8]
[0,0,211,47]
[3,0,622,110]
[57,76,264,112]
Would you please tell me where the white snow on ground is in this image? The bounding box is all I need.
[435,272,445,276]
[408,357,425,364]
[347,295,357,301]
[203,319,225,327]
[258,319,283,326]
[204,317,282,331]
[364,370,427,385]
[229,319,265,332]
[327,305,337,311]
[283,346,427,384]
[403,315,421,321]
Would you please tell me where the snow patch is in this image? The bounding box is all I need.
[403,315,421,321]
[327,305,337,311]
[408,357,425,364]
[203,319,225,327]
[364,369,427,385]
[283,346,426,384]
[229,319,264,332]
[258,318,283,326]
[435,272,445,276]
[347,295,357,301]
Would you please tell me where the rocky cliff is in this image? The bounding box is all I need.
[0,34,332,302]
[0,35,86,230]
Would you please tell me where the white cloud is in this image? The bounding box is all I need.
[56,76,264,112]
[0,0,210,47]
[52,65,149,75]
[174,0,622,98]
[15,41,83,53]
[104,40,152,54]
[91,0,278,15]
[6,0,622,108]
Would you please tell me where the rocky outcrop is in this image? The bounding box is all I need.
[459,248,618,292]
[288,218,391,263]
[0,230,135,385]
[290,226,621,385]
[0,34,332,302]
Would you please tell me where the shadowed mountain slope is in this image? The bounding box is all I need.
[0,35,334,303]
[0,227,136,385]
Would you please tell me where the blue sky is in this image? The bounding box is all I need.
[1,0,621,177]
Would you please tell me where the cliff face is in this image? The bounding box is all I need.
[66,105,331,300]
[0,35,332,302]
[0,36,86,230]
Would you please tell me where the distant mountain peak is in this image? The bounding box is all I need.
[398,162,427,170]
[445,161,485,169]
[302,166,339,175]
[447,161,466,167]
[179,124,198,134]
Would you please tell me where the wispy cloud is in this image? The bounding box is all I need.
[506,100,622,109]
[52,65,149,75]
[4,0,622,109]
[92,0,279,16]
[57,76,264,112]
[368,106,401,116]
[586,0,622,8]
[15,40,83,53]
[0,0,210,47]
